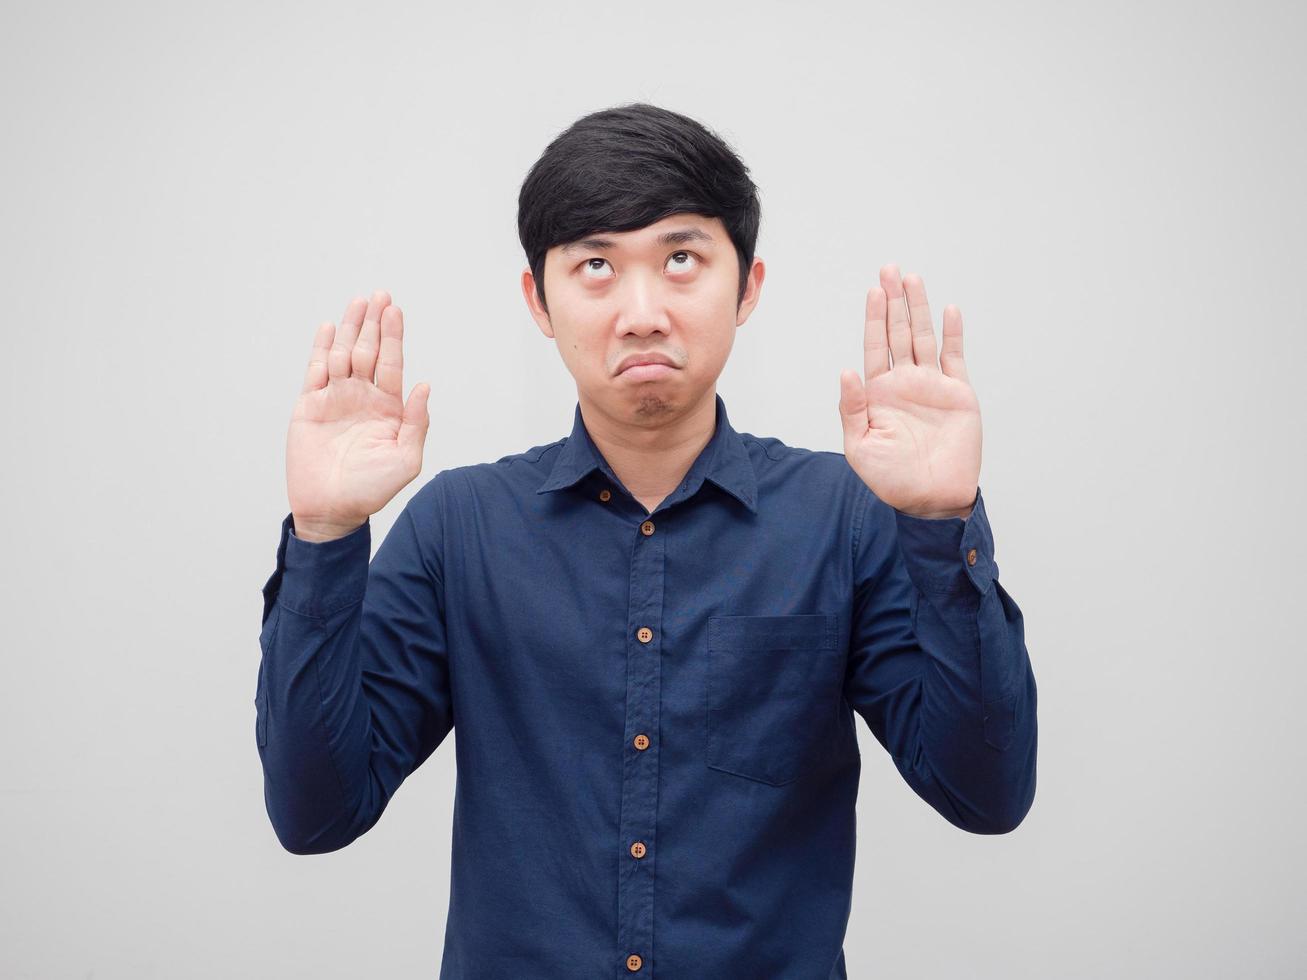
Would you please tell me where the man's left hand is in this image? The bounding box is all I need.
[838,263,981,520]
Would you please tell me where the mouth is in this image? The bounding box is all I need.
[615,352,679,376]
[618,362,678,381]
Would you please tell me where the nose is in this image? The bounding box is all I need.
[615,268,672,338]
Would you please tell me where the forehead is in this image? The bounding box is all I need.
[556,214,724,256]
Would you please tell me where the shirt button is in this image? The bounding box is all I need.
[637,626,653,644]
[640,519,655,535]
[599,488,612,502]
[630,841,647,859]
[633,733,649,750]
[966,547,977,566]
[626,953,643,972]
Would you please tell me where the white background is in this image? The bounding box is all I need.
[2,1,1304,976]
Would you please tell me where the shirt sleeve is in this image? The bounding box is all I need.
[843,483,1038,834]
[254,479,454,854]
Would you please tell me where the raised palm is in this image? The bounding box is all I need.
[286,290,431,533]
[838,264,981,519]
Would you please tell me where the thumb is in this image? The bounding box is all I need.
[838,369,869,446]
[399,382,431,464]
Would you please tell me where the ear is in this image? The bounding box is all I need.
[735,256,766,326]
[521,267,554,339]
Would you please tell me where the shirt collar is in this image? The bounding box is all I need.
[535,392,758,514]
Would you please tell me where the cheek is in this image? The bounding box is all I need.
[569,328,613,373]
[691,271,741,319]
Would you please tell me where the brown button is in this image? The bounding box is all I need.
[626,953,643,971]
[599,489,612,502]
[640,520,655,535]
[629,841,646,859]
[966,547,977,566]
[637,627,653,644]
[633,734,649,750]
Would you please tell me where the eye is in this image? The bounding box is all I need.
[666,250,699,273]
[580,257,614,280]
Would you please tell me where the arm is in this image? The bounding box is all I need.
[255,484,453,854]
[843,484,1038,834]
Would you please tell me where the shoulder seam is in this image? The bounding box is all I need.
[491,438,566,468]
[738,432,815,463]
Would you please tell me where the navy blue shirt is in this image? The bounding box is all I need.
[255,392,1037,979]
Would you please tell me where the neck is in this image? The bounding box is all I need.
[578,388,718,506]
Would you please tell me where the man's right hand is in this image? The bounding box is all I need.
[286,289,431,543]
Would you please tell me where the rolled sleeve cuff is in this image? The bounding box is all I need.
[893,486,997,596]
[262,511,372,619]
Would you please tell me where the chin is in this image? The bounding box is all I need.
[629,391,677,420]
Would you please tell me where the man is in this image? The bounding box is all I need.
[256,102,1037,978]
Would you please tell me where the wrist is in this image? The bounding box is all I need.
[899,489,978,521]
[902,507,971,520]
[291,514,367,543]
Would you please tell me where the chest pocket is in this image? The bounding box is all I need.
[705,613,843,787]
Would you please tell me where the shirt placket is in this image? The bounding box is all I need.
[617,508,665,975]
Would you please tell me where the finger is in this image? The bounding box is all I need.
[902,272,940,372]
[375,304,404,400]
[329,295,367,380]
[352,289,392,383]
[398,381,431,470]
[303,321,335,392]
[880,264,913,367]
[864,286,890,384]
[838,369,870,445]
[940,304,969,384]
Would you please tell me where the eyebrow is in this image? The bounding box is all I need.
[559,227,716,255]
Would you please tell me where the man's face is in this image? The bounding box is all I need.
[522,213,764,426]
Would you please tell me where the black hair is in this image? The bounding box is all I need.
[516,102,762,315]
